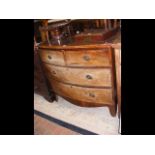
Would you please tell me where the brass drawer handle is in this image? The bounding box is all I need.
[52,71,56,75]
[83,55,90,61]
[86,74,93,79]
[48,55,52,59]
[89,93,95,98]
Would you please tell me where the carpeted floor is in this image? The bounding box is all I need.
[34,93,119,135]
[34,114,80,135]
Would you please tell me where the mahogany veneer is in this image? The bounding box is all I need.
[39,44,117,116]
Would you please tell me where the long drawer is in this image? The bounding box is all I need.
[50,79,114,105]
[44,63,112,87]
[65,49,112,67]
[39,50,65,66]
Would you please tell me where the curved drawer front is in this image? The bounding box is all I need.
[44,64,112,87]
[66,49,112,67]
[39,50,65,65]
[51,79,113,105]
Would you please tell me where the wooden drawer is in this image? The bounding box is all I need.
[51,79,114,105]
[39,50,65,66]
[65,49,112,67]
[44,64,112,87]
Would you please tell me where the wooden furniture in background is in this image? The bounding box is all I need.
[39,20,72,45]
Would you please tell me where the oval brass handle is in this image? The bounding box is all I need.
[83,55,90,61]
[48,55,52,59]
[89,93,95,98]
[86,75,93,79]
[52,71,56,74]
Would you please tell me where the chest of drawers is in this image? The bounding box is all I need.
[38,44,117,116]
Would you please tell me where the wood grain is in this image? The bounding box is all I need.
[50,79,114,105]
[114,48,121,117]
[38,39,119,116]
[39,50,65,65]
[66,49,112,67]
[44,63,112,87]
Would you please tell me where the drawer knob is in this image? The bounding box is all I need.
[86,74,93,79]
[48,55,52,59]
[83,55,90,61]
[89,93,95,98]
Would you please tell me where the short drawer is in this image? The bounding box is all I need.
[65,49,112,67]
[39,50,65,66]
[51,79,114,105]
[44,64,112,87]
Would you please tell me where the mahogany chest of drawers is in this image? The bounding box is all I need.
[38,44,117,116]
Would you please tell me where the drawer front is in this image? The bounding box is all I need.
[44,64,112,87]
[51,79,113,105]
[66,49,112,67]
[39,50,65,65]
